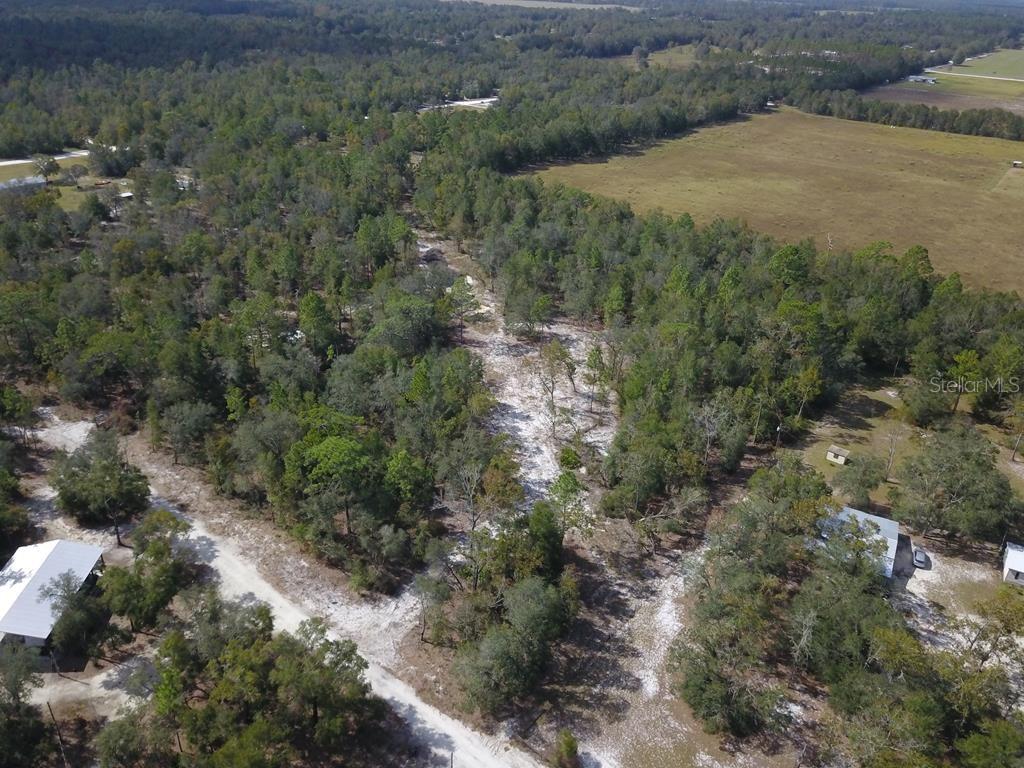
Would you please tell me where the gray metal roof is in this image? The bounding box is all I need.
[0,540,104,640]
[0,175,45,191]
[835,507,899,576]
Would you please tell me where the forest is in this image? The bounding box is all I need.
[2,0,1024,766]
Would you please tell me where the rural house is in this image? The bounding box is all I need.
[825,444,850,465]
[0,540,104,647]
[822,507,899,578]
[1003,542,1024,585]
[0,175,45,194]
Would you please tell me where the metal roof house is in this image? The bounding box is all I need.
[823,507,899,578]
[0,175,45,194]
[0,540,104,647]
[1003,542,1024,586]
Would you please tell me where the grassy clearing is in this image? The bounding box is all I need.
[0,154,87,184]
[799,383,1024,507]
[869,74,1024,104]
[612,44,700,70]
[536,109,1024,294]
[55,185,92,212]
[921,74,1024,99]
[864,51,1024,115]
[799,385,912,509]
[934,49,1024,81]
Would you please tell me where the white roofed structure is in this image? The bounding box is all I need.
[824,507,900,578]
[0,540,104,645]
[1003,542,1024,586]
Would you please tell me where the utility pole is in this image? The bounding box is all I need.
[47,701,71,768]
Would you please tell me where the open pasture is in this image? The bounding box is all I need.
[536,109,1024,293]
[867,49,1024,114]
[864,76,1024,115]
[931,49,1024,81]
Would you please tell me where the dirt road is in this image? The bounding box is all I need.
[28,411,544,768]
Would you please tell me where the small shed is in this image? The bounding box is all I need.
[1003,542,1024,585]
[825,444,850,465]
[0,540,104,647]
[1013,160,1023,169]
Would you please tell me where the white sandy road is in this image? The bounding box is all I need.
[924,67,1024,83]
[0,150,90,168]
[26,411,544,768]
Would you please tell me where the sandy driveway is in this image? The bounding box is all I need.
[27,410,544,768]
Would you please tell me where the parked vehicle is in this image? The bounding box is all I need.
[913,548,928,568]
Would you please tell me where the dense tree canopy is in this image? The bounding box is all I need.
[1,0,1023,762]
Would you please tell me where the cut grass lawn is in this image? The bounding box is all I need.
[536,109,1024,294]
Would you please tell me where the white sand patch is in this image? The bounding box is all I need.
[28,407,94,453]
[582,546,708,762]
[902,547,997,621]
[30,649,154,714]
[422,231,617,501]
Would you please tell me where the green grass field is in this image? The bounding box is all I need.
[536,109,1024,294]
[890,74,1024,100]
[863,78,1024,117]
[0,154,87,184]
[612,44,700,70]
[937,49,1024,80]
[864,50,1024,115]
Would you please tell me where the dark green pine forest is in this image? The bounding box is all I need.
[2,1,1024,766]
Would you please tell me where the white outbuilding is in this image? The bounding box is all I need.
[1003,542,1024,586]
[825,444,850,465]
[0,540,104,647]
